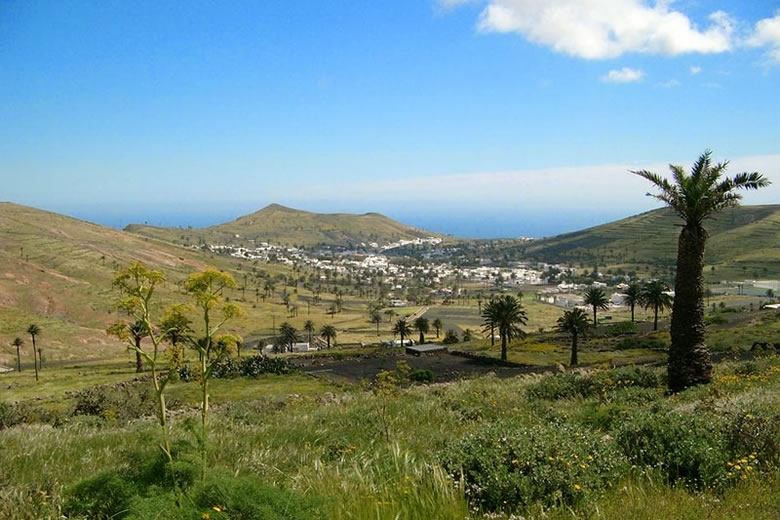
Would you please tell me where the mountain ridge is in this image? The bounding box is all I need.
[125,203,447,248]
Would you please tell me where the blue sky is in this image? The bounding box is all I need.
[1,1,779,237]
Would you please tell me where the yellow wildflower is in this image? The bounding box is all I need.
[574,484,582,491]
[213,506,222,512]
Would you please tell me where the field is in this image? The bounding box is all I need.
[2,309,779,519]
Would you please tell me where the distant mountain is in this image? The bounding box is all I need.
[517,205,780,280]
[125,203,448,248]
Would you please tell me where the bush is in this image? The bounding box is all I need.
[604,321,637,337]
[72,383,163,422]
[238,355,295,377]
[178,364,194,382]
[442,329,459,344]
[704,314,729,326]
[126,470,326,520]
[526,367,661,400]
[614,335,668,350]
[409,368,434,383]
[211,358,240,379]
[615,410,729,489]
[441,420,627,513]
[64,450,324,520]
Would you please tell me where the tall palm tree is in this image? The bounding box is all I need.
[303,320,316,344]
[27,324,41,381]
[413,316,430,344]
[278,322,298,352]
[130,320,149,373]
[623,283,644,323]
[633,151,770,391]
[432,318,443,338]
[319,324,337,349]
[12,337,24,372]
[557,308,589,366]
[641,280,674,331]
[369,311,382,336]
[583,287,609,326]
[481,295,527,361]
[392,319,413,347]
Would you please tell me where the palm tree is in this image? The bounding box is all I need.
[633,150,770,391]
[583,287,609,326]
[413,317,430,344]
[130,320,149,372]
[278,322,298,352]
[641,280,674,331]
[160,305,192,362]
[557,308,589,366]
[303,320,315,344]
[623,283,644,323]
[319,324,337,349]
[392,319,413,347]
[27,324,41,381]
[481,295,527,361]
[432,318,443,338]
[12,337,23,372]
[482,296,498,346]
[369,311,382,336]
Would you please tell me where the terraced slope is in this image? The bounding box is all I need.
[520,205,780,280]
[0,202,223,364]
[125,203,447,248]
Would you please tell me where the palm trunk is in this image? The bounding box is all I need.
[490,324,495,346]
[570,332,578,366]
[653,304,659,331]
[592,307,597,327]
[31,338,39,381]
[501,335,507,362]
[419,331,424,344]
[630,304,635,323]
[668,224,711,392]
[16,347,21,372]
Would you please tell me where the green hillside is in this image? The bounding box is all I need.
[519,205,780,280]
[125,203,446,248]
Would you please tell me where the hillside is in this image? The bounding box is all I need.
[125,203,447,248]
[0,202,223,364]
[518,204,780,280]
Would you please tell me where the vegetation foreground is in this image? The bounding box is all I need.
[1,351,778,519]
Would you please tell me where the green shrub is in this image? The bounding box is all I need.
[442,329,459,344]
[238,355,295,377]
[0,401,44,429]
[409,368,435,383]
[723,408,780,470]
[526,367,661,400]
[71,383,163,422]
[604,321,637,337]
[704,314,729,326]
[126,470,326,520]
[441,421,627,513]
[615,410,729,489]
[211,358,240,379]
[64,447,323,520]
[614,335,668,350]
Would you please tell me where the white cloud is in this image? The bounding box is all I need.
[746,11,780,64]
[463,0,734,59]
[295,154,780,210]
[602,67,645,83]
[657,78,680,87]
[690,65,702,74]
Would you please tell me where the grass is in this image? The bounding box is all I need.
[2,354,778,519]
